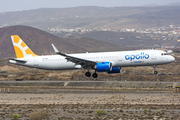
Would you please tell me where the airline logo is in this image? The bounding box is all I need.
[11,35,38,58]
[125,52,149,61]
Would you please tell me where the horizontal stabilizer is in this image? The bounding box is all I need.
[9,58,27,63]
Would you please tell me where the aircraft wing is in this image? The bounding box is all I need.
[51,44,97,69]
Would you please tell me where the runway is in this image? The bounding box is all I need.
[0,80,179,88]
[0,81,179,120]
[10,90,167,94]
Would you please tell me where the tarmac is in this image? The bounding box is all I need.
[0,80,179,88]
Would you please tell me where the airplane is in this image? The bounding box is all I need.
[9,35,175,78]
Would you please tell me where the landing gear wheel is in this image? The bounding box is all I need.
[85,72,91,77]
[153,65,158,74]
[154,71,158,74]
[92,73,98,78]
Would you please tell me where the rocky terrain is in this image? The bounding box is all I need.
[0,86,180,120]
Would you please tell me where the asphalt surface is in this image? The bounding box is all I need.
[0,80,179,88]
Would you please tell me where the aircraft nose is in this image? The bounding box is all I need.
[169,56,175,62]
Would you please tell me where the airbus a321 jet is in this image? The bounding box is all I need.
[9,35,175,78]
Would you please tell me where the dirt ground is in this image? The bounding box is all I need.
[0,86,180,120]
[0,92,180,105]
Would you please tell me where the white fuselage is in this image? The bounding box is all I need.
[9,50,175,71]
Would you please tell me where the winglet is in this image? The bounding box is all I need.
[51,44,60,53]
[51,44,67,57]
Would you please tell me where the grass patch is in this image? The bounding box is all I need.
[13,114,21,120]
[29,111,49,120]
[96,110,107,116]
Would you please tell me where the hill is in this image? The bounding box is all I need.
[164,2,180,6]
[70,31,180,48]
[0,6,180,29]
[0,25,125,59]
[63,36,127,52]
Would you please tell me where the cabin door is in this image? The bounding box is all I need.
[151,51,156,60]
[34,57,39,67]
[118,54,122,61]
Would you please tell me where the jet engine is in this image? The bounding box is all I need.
[96,62,112,72]
[108,67,121,74]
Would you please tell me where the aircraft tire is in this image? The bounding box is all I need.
[85,72,91,77]
[154,71,158,74]
[92,73,98,78]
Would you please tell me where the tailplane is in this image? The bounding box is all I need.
[11,35,38,58]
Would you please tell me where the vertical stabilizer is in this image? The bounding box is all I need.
[11,35,38,58]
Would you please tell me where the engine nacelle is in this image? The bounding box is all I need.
[108,67,121,74]
[96,62,112,72]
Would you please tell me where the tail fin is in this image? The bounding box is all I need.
[11,35,38,58]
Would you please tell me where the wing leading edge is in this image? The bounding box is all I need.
[51,44,97,69]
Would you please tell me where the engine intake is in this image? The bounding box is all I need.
[96,62,112,72]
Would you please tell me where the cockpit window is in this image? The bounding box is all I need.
[161,53,169,56]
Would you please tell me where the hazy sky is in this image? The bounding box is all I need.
[1,0,179,13]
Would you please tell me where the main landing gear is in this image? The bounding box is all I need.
[85,72,91,77]
[85,71,98,78]
[153,65,158,74]
[92,73,98,78]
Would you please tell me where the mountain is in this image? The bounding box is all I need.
[144,3,159,6]
[164,2,180,6]
[0,25,125,59]
[0,6,180,29]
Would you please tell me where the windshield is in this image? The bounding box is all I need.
[161,53,169,56]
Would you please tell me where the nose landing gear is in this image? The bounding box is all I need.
[154,71,158,74]
[153,65,158,74]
